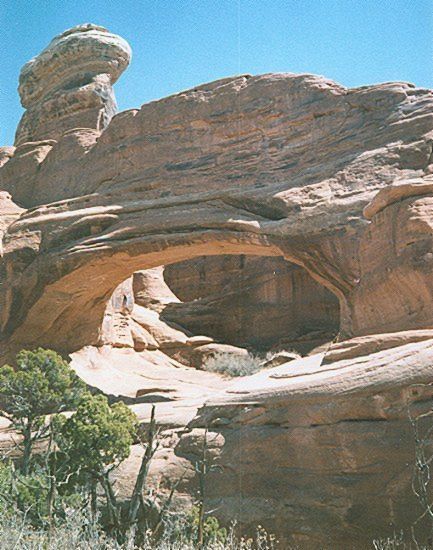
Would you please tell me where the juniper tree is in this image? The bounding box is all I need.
[54,398,168,544]
[53,394,137,524]
[0,348,87,474]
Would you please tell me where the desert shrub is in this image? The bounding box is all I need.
[168,505,227,547]
[0,348,279,548]
[6,468,50,528]
[54,397,170,544]
[53,394,137,489]
[202,353,264,377]
[372,533,417,549]
[0,507,121,549]
[0,453,87,530]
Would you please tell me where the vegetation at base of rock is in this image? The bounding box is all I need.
[372,534,430,549]
[202,352,264,377]
[0,508,279,549]
[0,348,87,475]
[173,506,228,547]
[0,349,161,544]
[53,394,137,494]
[0,348,278,548]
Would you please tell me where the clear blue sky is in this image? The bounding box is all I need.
[1,0,432,145]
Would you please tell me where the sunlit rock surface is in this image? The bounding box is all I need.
[15,24,131,147]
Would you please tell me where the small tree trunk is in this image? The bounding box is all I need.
[152,476,184,542]
[21,421,33,475]
[197,496,205,549]
[128,405,157,525]
[47,455,57,536]
[102,474,121,533]
[197,429,208,550]
[90,480,98,521]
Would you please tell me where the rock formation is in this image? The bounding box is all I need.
[1,23,433,548]
[163,255,340,353]
[98,256,340,357]
[15,24,131,147]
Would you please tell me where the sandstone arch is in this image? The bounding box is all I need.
[0,214,351,356]
[1,229,279,352]
[1,25,433,355]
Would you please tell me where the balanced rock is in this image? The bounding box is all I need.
[15,23,131,146]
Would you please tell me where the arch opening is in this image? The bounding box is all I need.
[3,232,344,363]
[162,255,340,355]
[102,254,340,365]
[55,239,344,403]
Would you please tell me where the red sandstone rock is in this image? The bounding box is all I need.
[163,256,339,353]
[15,24,131,146]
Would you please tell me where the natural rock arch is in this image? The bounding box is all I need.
[1,24,433,358]
[0,227,347,355]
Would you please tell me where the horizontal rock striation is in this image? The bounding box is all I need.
[1,69,432,352]
[180,339,433,548]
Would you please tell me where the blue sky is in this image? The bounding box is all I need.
[1,0,432,145]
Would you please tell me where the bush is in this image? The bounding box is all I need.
[202,352,264,377]
[372,534,411,549]
[0,348,279,548]
[168,505,227,547]
[0,507,120,549]
[0,460,86,531]
[54,394,137,482]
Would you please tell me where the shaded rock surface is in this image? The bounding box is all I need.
[163,255,340,353]
[99,264,255,369]
[100,255,339,358]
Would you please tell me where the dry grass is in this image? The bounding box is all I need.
[0,509,279,549]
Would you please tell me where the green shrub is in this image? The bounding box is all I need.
[202,353,264,377]
[0,348,279,548]
[54,394,137,480]
[0,460,85,530]
[169,505,227,546]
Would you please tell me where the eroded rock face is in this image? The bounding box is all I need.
[1,24,130,207]
[1,24,433,548]
[99,266,253,369]
[0,192,24,334]
[350,179,433,336]
[163,256,340,353]
[1,69,432,351]
[14,24,131,147]
[106,339,433,549]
